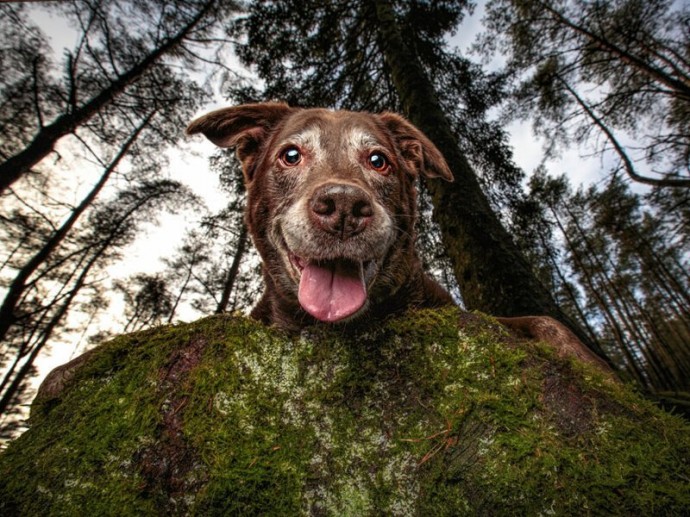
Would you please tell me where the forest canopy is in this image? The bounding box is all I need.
[0,0,688,439]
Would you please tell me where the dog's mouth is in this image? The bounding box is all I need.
[289,253,376,322]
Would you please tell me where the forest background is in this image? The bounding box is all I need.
[1,0,688,442]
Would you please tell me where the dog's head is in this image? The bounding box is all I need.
[187,103,452,323]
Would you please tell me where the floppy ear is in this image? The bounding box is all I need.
[377,112,454,182]
[186,102,294,181]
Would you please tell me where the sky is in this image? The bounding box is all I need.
[12,1,614,421]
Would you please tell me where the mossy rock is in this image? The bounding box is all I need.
[1,308,689,515]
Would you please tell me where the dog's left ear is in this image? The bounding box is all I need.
[378,112,454,182]
[186,102,294,181]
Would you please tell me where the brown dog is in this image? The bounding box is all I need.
[187,103,454,330]
[185,103,610,372]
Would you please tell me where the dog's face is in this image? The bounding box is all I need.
[188,103,452,323]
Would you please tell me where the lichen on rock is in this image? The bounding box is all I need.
[1,307,689,515]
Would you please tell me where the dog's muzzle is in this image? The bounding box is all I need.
[279,181,392,322]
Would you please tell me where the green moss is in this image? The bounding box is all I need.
[1,308,689,515]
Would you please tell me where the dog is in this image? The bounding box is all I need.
[185,103,610,371]
[187,102,455,330]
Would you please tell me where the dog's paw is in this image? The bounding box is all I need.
[496,316,611,373]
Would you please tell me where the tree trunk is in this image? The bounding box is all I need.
[0,243,103,419]
[168,257,197,325]
[0,184,180,420]
[547,203,649,384]
[0,113,153,348]
[371,0,604,357]
[562,203,683,390]
[215,225,248,314]
[0,1,213,193]
[537,231,601,346]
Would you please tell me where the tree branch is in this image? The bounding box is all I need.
[556,75,690,188]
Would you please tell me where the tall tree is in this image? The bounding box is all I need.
[161,153,260,317]
[0,0,241,433]
[521,170,690,392]
[478,0,690,397]
[228,0,599,350]
[162,234,209,324]
[0,4,60,168]
[0,112,155,345]
[208,153,260,313]
[115,273,174,333]
[482,0,690,188]
[0,179,196,432]
[0,0,233,193]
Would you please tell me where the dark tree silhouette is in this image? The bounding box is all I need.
[0,0,231,192]
[0,179,197,430]
[0,0,242,434]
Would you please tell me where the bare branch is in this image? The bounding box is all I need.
[557,75,690,188]
[30,57,44,128]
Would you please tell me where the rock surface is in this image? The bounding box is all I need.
[1,308,689,515]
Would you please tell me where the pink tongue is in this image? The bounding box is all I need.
[298,260,367,322]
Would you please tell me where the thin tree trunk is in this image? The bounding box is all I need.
[537,231,601,346]
[0,113,154,349]
[215,225,248,314]
[0,185,178,419]
[168,255,197,325]
[635,239,690,308]
[0,0,213,193]
[549,205,647,385]
[0,239,106,419]
[563,203,683,390]
[372,0,604,358]
[0,250,86,394]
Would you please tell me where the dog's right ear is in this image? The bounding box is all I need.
[377,112,454,182]
[186,102,294,181]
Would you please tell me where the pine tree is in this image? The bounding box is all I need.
[0,0,242,433]
[482,0,690,188]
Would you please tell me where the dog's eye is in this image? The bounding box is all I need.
[368,152,388,172]
[280,147,302,166]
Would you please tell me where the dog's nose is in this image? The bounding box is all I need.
[309,183,373,238]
